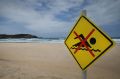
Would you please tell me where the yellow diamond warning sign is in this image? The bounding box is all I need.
[64,15,115,70]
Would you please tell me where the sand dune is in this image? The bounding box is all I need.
[0,43,119,79]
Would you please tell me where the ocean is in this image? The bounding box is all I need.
[0,38,64,43]
[0,38,119,44]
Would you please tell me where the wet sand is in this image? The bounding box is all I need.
[0,43,119,79]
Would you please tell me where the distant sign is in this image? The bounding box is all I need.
[64,15,115,70]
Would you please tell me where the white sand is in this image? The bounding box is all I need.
[0,43,119,79]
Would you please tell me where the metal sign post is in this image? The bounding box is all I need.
[82,10,87,79]
[82,70,87,79]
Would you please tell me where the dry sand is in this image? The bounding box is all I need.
[0,43,119,79]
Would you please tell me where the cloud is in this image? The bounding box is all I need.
[84,0,120,25]
[0,0,120,37]
[0,0,83,37]
[83,0,120,37]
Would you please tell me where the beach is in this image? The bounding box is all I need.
[0,43,120,79]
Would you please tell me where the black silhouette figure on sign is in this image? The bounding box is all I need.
[74,34,91,48]
[90,37,96,45]
[71,34,101,52]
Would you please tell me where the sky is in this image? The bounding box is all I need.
[0,0,120,38]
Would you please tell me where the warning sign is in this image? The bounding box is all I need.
[64,15,115,70]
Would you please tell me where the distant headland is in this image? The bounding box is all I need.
[0,34,38,39]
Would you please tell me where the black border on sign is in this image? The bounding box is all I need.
[64,15,113,70]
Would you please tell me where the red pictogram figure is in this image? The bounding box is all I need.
[73,29,95,57]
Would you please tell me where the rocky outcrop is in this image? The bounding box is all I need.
[0,34,38,39]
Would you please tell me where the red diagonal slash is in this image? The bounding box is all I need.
[74,29,95,57]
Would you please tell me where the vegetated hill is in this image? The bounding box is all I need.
[0,34,38,39]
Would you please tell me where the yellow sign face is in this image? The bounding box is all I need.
[64,15,115,70]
